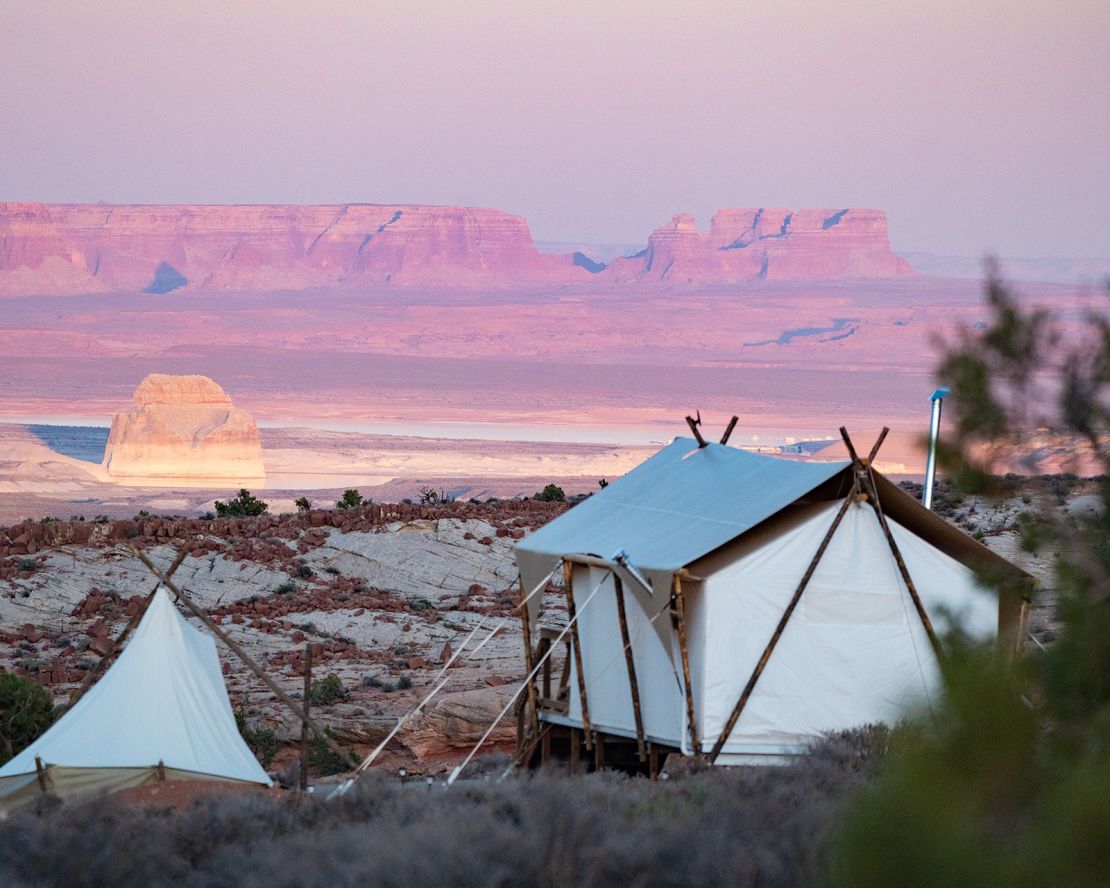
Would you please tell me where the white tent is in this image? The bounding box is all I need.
[515,437,1029,766]
[0,587,272,809]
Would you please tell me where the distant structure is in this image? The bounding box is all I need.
[103,374,265,486]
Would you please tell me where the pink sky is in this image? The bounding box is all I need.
[1,0,1107,257]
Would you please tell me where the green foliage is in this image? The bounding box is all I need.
[308,673,348,706]
[831,271,1110,887]
[0,673,55,765]
[16,558,39,573]
[214,489,269,518]
[534,483,566,502]
[309,726,356,775]
[336,489,364,510]
[234,708,281,768]
[294,496,312,512]
[417,486,443,505]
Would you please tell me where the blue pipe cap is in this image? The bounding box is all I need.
[931,387,950,401]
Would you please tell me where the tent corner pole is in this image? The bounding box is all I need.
[671,573,702,762]
[563,559,593,750]
[518,575,540,742]
[613,574,647,761]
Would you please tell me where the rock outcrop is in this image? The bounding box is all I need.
[103,374,265,485]
[605,208,914,283]
[0,203,580,294]
[0,203,912,295]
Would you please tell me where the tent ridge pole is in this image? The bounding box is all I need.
[707,484,858,764]
[563,560,594,750]
[613,575,647,761]
[672,573,701,761]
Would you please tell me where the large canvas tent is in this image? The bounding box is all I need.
[0,587,271,810]
[515,436,1030,767]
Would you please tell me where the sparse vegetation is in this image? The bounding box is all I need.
[336,489,364,510]
[0,731,881,886]
[0,673,55,765]
[234,708,281,769]
[16,558,40,573]
[309,726,356,775]
[417,486,445,505]
[214,489,269,518]
[534,483,566,502]
[308,673,348,706]
[294,496,312,512]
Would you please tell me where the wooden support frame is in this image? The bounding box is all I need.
[671,573,701,760]
[562,560,593,749]
[299,642,312,790]
[34,756,48,794]
[518,576,540,736]
[613,575,647,761]
[131,546,353,768]
[707,481,860,763]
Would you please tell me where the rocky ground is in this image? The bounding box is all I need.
[0,483,1082,782]
[0,500,569,779]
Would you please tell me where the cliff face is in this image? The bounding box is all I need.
[103,374,265,485]
[0,203,912,295]
[606,208,914,283]
[0,203,578,295]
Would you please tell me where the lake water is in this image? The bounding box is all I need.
[28,424,109,464]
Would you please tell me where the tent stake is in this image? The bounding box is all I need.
[613,575,647,761]
[130,547,353,768]
[671,573,701,761]
[34,756,47,794]
[59,546,188,717]
[563,560,593,749]
[300,642,312,791]
[708,484,858,763]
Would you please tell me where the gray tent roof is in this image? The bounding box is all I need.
[516,438,850,574]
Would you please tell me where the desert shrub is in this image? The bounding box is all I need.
[234,709,281,769]
[0,674,55,765]
[0,730,881,887]
[294,564,314,579]
[214,489,268,518]
[309,727,356,776]
[294,496,312,512]
[396,675,413,691]
[308,674,347,706]
[417,486,442,505]
[275,582,297,595]
[830,271,1110,887]
[534,483,566,502]
[16,558,39,573]
[336,489,364,510]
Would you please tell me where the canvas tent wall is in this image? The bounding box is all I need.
[515,437,1029,765]
[0,587,271,810]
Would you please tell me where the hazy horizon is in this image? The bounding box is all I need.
[2,0,1107,259]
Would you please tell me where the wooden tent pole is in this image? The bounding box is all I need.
[685,415,707,447]
[719,415,739,445]
[860,466,944,660]
[130,547,353,767]
[299,642,312,790]
[707,485,858,764]
[613,575,647,761]
[672,573,701,760]
[34,756,48,794]
[518,576,540,737]
[563,560,593,749]
[59,547,188,717]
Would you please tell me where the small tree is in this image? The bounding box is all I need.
[336,489,364,510]
[294,496,312,512]
[0,674,55,765]
[214,489,268,518]
[418,486,442,505]
[534,483,566,502]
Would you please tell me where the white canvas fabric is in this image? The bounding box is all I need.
[696,501,996,755]
[0,587,271,809]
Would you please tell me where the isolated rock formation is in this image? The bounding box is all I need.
[605,208,914,282]
[103,374,265,484]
